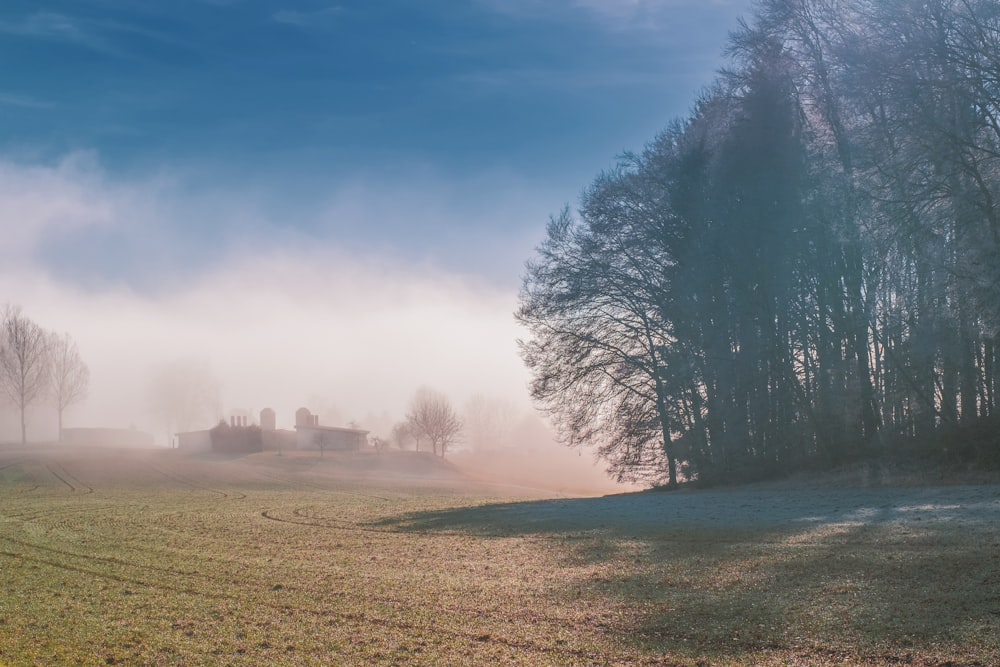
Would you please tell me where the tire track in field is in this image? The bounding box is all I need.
[259,507,517,539]
[250,469,393,502]
[0,549,604,663]
[44,464,77,492]
[45,463,94,494]
[2,504,118,523]
[0,458,90,494]
[0,535,204,579]
[0,460,38,492]
[146,463,247,500]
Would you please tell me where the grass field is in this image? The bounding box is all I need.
[0,446,997,666]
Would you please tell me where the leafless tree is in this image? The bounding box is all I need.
[390,420,419,450]
[405,387,462,458]
[47,331,90,441]
[312,430,330,457]
[519,0,1000,486]
[462,394,517,451]
[148,359,221,447]
[0,306,51,444]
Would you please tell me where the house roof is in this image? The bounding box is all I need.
[294,424,369,436]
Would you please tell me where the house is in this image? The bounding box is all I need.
[176,429,213,452]
[293,407,369,451]
[175,407,367,453]
[177,414,260,453]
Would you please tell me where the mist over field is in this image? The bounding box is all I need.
[0,0,749,485]
[0,157,627,493]
[2,0,1000,664]
[0,156,525,433]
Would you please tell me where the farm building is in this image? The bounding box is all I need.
[175,408,366,453]
[293,407,369,451]
[176,429,213,452]
[176,415,261,453]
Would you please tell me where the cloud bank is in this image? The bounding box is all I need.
[0,154,536,443]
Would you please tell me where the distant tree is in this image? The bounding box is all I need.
[305,395,343,427]
[0,306,50,444]
[390,420,417,451]
[405,387,462,458]
[312,430,330,457]
[148,359,221,447]
[47,331,90,441]
[462,394,517,451]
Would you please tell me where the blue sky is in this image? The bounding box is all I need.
[1,0,749,283]
[0,0,750,439]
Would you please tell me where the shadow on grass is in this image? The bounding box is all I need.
[369,485,1000,538]
[622,522,1000,662]
[371,487,1000,663]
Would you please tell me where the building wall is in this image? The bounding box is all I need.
[295,427,367,451]
[262,429,296,451]
[177,430,212,452]
[210,424,263,453]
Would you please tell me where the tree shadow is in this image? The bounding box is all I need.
[369,486,1000,662]
[370,485,999,538]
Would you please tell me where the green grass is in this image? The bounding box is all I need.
[0,448,996,665]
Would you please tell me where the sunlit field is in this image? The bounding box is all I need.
[0,447,997,666]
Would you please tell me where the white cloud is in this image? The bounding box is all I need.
[0,12,128,57]
[272,6,343,27]
[0,12,85,40]
[481,0,745,31]
[0,92,52,109]
[0,155,537,443]
[0,153,119,264]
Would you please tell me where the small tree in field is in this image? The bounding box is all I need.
[0,306,50,444]
[312,430,329,457]
[391,420,418,451]
[148,359,221,447]
[462,394,517,451]
[48,331,90,441]
[405,387,462,458]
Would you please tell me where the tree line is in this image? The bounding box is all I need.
[518,0,1000,486]
[0,305,90,444]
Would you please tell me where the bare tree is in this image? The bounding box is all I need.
[462,394,517,451]
[517,0,1000,486]
[405,387,462,458]
[312,430,329,457]
[391,420,418,451]
[0,306,51,444]
[148,359,221,447]
[47,331,90,441]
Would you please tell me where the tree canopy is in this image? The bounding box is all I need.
[519,0,1000,486]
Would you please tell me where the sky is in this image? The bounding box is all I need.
[0,0,750,443]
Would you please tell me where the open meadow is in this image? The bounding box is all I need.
[0,446,998,666]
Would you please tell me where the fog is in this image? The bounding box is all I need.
[9,253,529,425]
[0,153,630,491]
[0,155,509,421]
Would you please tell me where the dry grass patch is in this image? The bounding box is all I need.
[0,446,997,665]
